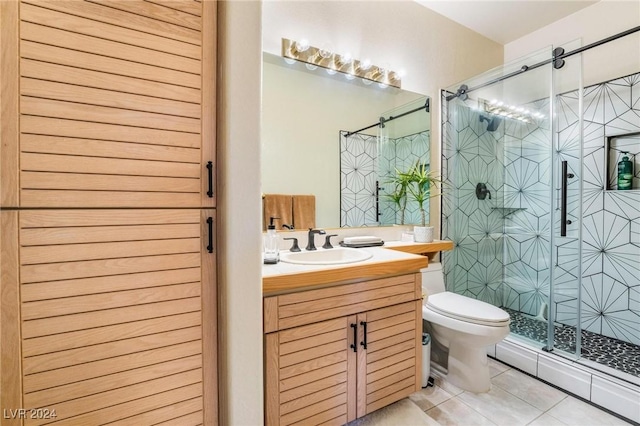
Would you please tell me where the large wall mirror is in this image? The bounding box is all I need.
[262,52,431,229]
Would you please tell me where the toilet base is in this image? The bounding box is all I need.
[446,341,491,393]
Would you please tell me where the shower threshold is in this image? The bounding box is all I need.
[506,308,640,379]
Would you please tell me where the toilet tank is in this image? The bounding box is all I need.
[421,262,446,296]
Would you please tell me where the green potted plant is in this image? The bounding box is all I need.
[384,167,413,225]
[406,160,440,242]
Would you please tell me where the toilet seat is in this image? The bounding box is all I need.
[426,292,510,327]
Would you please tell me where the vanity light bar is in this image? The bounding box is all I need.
[281,38,402,89]
[481,99,545,123]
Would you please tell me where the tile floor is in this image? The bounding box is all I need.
[348,358,633,426]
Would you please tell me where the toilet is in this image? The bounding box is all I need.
[422,263,510,393]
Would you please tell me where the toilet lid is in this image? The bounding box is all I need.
[426,292,510,326]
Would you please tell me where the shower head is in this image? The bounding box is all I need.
[479,114,502,132]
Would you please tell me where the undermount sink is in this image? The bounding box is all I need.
[280,247,372,265]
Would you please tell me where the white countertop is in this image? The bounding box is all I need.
[262,243,426,278]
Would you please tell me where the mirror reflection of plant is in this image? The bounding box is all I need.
[406,160,441,227]
[384,168,413,225]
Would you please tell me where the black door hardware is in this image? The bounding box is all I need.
[206,161,214,198]
[350,323,358,353]
[560,161,574,237]
[360,321,368,350]
[206,217,213,253]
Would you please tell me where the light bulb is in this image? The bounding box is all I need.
[339,53,353,65]
[284,58,296,65]
[294,39,310,53]
[361,78,373,85]
[345,73,355,80]
[378,82,388,89]
[359,59,372,71]
[305,63,317,71]
[326,68,337,75]
[317,42,333,60]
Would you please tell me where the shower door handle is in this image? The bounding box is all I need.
[560,161,574,237]
[375,180,383,220]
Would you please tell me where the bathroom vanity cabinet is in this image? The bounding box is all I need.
[264,273,423,426]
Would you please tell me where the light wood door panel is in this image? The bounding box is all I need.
[20,2,201,59]
[2,0,216,208]
[87,0,202,31]
[20,134,201,163]
[146,0,202,16]
[266,316,357,426]
[360,302,420,417]
[22,0,202,44]
[20,21,200,73]
[21,41,201,88]
[21,59,200,103]
[22,312,202,357]
[14,208,215,425]
[24,354,203,409]
[21,78,202,118]
[1,0,217,424]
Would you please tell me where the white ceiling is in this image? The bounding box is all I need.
[416,0,599,44]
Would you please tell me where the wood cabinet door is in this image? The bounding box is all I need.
[357,301,421,417]
[0,0,216,208]
[1,209,216,425]
[266,316,357,426]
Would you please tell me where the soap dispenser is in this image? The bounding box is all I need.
[618,152,633,190]
[264,216,280,264]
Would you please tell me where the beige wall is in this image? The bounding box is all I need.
[218,1,263,425]
[505,0,640,87]
[262,0,503,233]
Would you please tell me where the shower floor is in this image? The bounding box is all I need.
[505,308,640,378]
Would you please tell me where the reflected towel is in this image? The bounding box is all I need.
[293,195,316,230]
[263,194,293,231]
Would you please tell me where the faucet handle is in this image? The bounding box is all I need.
[322,234,338,249]
[283,237,301,252]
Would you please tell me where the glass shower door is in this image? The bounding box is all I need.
[441,47,557,348]
[548,41,583,356]
[377,97,431,226]
[497,50,554,346]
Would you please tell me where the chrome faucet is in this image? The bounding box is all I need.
[306,228,326,251]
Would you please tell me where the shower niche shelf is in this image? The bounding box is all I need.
[491,207,527,218]
[605,132,639,191]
